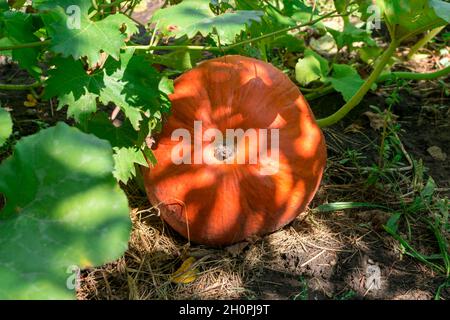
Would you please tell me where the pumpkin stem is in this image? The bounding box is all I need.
[214,144,234,161]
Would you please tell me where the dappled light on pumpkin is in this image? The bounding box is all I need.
[143,55,327,246]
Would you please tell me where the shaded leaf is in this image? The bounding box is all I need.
[149,50,194,71]
[329,64,365,102]
[328,21,375,49]
[284,0,321,25]
[334,0,350,13]
[0,11,41,77]
[113,146,148,183]
[269,34,305,52]
[45,52,169,129]
[78,112,153,184]
[9,0,26,9]
[429,0,450,22]
[0,122,131,299]
[151,0,263,44]
[100,50,168,130]
[78,112,137,149]
[38,1,137,65]
[44,57,103,122]
[295,49,329,86]
[356,0,375,21]
[358,46,383,64]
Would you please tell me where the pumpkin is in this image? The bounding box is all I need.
[143,55,327,246]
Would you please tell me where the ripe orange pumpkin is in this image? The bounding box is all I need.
[143,55,327,246]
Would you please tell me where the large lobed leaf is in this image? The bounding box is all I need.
[78,112,152,184]
[0,11,41,77]
[44,57,104,122]
[0,123,131,299]
[44,50,169,130]
[296,51,365,102]
[329,64,365,102]
[327,21,375,49]
[151,0,263,44]
[36,0,137,66]
[377,0,449,40]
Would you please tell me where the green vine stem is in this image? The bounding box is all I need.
[378,65,450,82]
[407,26,446,60]
[126,11,341,52]
[304,85,334,100]
[316,40,400,128]
[0,82,41,91]
[307,65,450,100]
[0,40,51,51]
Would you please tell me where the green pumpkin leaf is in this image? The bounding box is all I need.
[45,51,168,129]
[78,112,153,184]
[284,0,320,24]
[356,0,374,21]
[151,0,263,44]
[113,147,148,183]
[295,49,329,86]
[149,50,194,71]
[99,50,167,130]
[429,0,450,22]
[328,21,375,49]
[265,5,296,27]
[198,11,264,44]
[334,0,350,13]
[44,57,104,122]
[376,0,448,40]
[0,11,41,77]
[270,34,305,52]
[78,112,138,149]
[358,46,383,64]
[329,64,365,102]
[0,106,12,147]
[0,122,131,299]
[38,0,137,66]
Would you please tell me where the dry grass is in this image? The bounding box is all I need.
[75,177,417,300]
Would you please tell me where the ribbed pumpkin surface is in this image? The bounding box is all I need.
[143,55,327,246]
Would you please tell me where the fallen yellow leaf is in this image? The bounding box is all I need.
[170,257,198,284]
